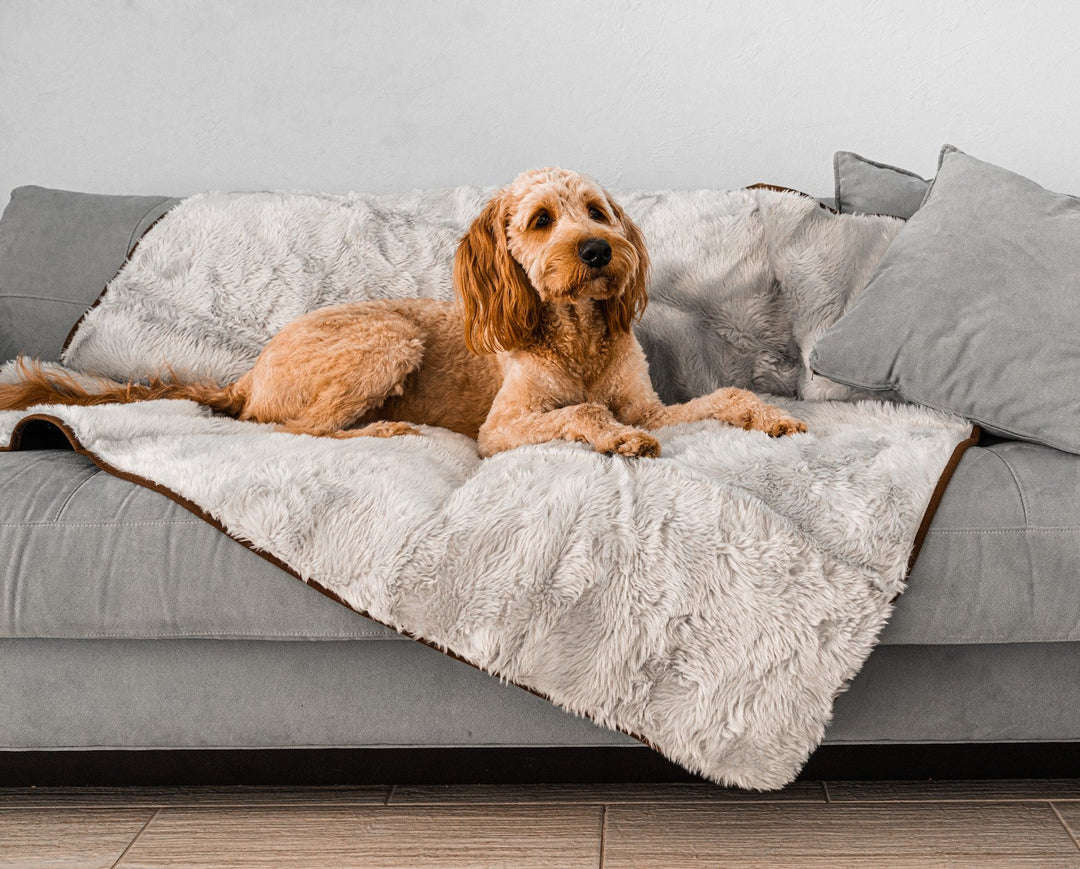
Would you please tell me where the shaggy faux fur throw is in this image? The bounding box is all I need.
[2,185,974,788]
[62,186,902,403]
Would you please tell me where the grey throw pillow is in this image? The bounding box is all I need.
[812,145,1080,454]
[834,151,931,219]
[0,186,179,363]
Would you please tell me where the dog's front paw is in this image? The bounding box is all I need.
[716,391,807,438]
[597,429,661,458]
[366,421,423,438]
[338,420,423,439]
[763,413,807,438]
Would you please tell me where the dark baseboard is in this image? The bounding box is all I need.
[1,744,1078,787]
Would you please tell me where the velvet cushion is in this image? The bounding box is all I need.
[833,151,931,219]
[811,146,1080,454]
[0,186,179,363]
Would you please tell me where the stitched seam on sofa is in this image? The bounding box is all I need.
[1,631,408,640]
[886,633,1080,645]
[0,520,203,527]
[817,738,1070,745]
[52,468,104,522]
[925,527,1080,534]
[981,445,1031,526]
[0,293,90,305]
[904,426,978,580]
[0,742,615,750]
[126,197,172,254]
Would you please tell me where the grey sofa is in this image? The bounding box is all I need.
[1,183,1078,782]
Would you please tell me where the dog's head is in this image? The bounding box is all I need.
[454,168,649,354]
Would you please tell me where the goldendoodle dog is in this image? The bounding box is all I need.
[0,168,806,456]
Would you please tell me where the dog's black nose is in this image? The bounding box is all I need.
[578,238,612,268]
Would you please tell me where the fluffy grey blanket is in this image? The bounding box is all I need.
[1,185,973,788]
[62,185,899,403]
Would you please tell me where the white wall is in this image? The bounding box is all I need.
[3,0,1079,201]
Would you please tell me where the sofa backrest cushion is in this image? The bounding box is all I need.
[0,186,179,363]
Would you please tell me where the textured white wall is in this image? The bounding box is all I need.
[3,0,1079,201]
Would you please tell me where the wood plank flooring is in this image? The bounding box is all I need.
[1,780,1078,868]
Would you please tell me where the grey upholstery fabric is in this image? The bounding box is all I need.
[812,146,1080,454]
[833,151,931,219]
[0,186,179,363]
[0,450,398,640]
[1,638,1076,749]
[0,638,634,749]
[827,642,1080,744]
[888,438,1080,645]
[4,435,1080,647]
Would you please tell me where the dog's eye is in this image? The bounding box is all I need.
[588,206,608,223]
[532,211,553,229]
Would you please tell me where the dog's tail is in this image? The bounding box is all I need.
[0,356,248,416]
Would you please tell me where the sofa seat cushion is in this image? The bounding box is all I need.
[3,435,1078,647]
[0,449,401,641]
[884,438,1080,645]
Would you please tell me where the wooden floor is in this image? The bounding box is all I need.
[2,780,1080,867]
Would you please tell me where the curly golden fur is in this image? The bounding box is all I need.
[0,168,806,456]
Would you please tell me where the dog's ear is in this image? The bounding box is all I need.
[600,196,649,335]
[454,193,541,354]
